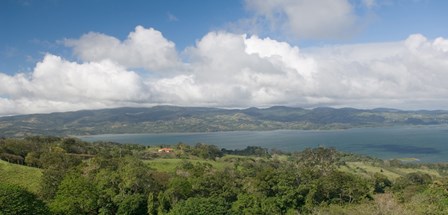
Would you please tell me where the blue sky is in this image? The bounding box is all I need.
[1,0,246,74]
[1,0,448,115]
[2,0,447,74]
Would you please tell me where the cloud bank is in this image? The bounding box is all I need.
[1,26,448,115]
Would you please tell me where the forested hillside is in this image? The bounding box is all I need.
[1,136,448,214]
[1,106,448,136]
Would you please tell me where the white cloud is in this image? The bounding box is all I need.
[244,0,359,39]
[151,32,448,109]
[2,27,448,115]
[0,54,148,115]
[65,26,180,72]
[304,34,448,108]
[181,32,312,106]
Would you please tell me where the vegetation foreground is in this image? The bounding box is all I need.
[1,136,448,214]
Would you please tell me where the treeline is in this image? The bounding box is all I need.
[1,137,448,214]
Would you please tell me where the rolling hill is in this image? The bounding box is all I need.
[1,106,448,136]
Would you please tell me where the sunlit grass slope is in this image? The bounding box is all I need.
[0,160,42,193]
[340,161,441,180]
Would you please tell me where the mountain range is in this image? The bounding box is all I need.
[1,106,448,137]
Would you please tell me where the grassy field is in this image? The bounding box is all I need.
[144,155,442,180]
[341,161,441,180]
[0,160,42,193]
[142,152,272,173]
[144,157,233,172]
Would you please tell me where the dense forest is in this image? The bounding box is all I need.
[1,136,448,214]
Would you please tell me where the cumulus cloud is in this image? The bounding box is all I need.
[244,0,359,39]
[65,26,180,72]
[149,32,448,109]
[1,26,448,115]
[144,32,313,107]
[0,54,148,115]
[304,34,448,108]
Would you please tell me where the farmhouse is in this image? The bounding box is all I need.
[158,147,174,153]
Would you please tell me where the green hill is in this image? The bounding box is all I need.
[1,105,448,136]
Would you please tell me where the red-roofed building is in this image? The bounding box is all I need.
[158,148,174,153]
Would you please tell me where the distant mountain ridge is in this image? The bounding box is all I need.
[1,106,448,136]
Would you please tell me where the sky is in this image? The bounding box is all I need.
[1,0,448,115]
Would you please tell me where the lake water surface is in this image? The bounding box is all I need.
[80,126,448,162]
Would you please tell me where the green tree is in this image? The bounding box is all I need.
[94,169,121,215]
[25,151,41,167]
[50,172,99,215]
[311,171,372,205]
[157,191,171,214]
[293,147,339,176]
[191,169,240,202]
[231,194,281,215]
[393,172,433,203]
[165,177,192,204]
[115,193,147,215]
[373,173,392,193]
[39,168,66,200]
[39,151,81,201]
[168,197,230,215]
[0,183,49,215]
[39,151,81,170]
[192,143,223,160]
[147,192,157,215]
[117,156,156,194]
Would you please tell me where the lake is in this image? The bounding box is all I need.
[80,126,448,162]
